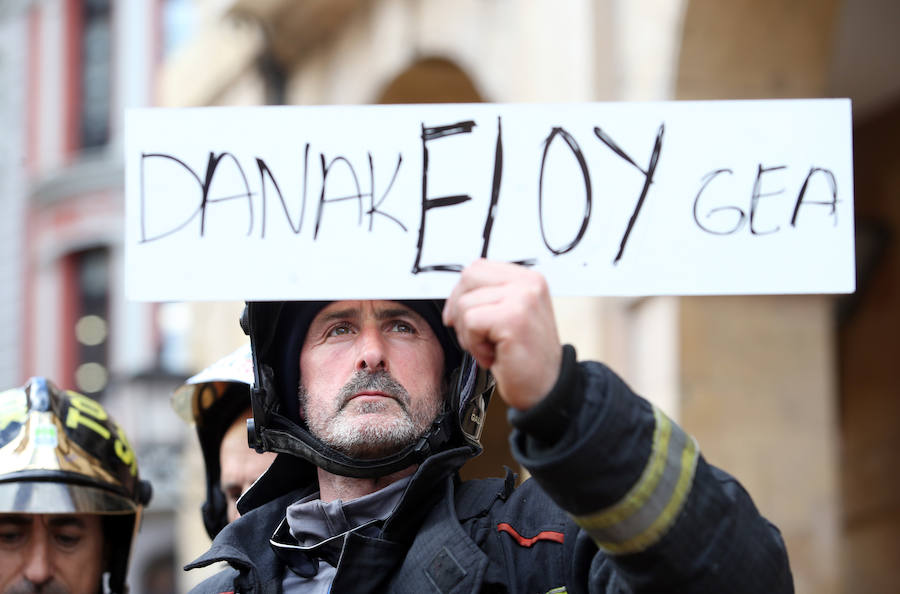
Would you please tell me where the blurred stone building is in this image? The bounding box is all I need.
[160,2,900,593]
[0,1,205,592]
[3,0,895,593]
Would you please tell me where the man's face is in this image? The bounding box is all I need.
[0,513,104,594]
[219,409,277,523]
[299,300,445,459]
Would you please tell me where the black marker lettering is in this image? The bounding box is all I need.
[749,164,785,235]
[315,155,364,239]
[480,117,503,258]
[594,124,664,264]
[791,167,838,227]
[538,127,592,256]
[255,144,309,238]
[139,153,203,243]
[692,168,745,235]
[413,120,477,274]
[199,152,254,237]
[139,152,253,242]
[366,152,407,232]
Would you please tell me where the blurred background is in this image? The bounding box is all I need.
[0,0,897,592]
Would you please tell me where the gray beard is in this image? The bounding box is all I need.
[298,370,442,459]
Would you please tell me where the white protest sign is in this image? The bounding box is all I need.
[124,100,854,301]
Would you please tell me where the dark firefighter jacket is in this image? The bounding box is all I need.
[186,347,794,593]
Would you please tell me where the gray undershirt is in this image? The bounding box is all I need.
[280,475,412,593]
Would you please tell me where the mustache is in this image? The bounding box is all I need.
[5,580,69,594]
[336,370,411,410]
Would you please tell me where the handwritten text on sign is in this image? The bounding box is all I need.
[124,100,854,301]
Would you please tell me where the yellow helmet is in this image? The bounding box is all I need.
[0,377,152,594]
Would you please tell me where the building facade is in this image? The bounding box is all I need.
[0,1,199,592]
[161,2,900,593]
[4,0,894,592]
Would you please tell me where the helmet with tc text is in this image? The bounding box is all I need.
[241,299,494,479]
[0,377,153,594]
[171,343,254,539]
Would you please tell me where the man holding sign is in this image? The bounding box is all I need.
[185,259,793,593]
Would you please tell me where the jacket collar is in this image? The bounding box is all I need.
[389,472,491,592]
[187,444,478,588]
[236,441,473,526]
[185,487,312,582]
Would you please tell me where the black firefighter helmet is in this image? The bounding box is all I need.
[0,377,153,594]
[171,343,255,539]
[241,300,494,479]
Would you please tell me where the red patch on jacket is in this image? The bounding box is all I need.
[497,522,565,547]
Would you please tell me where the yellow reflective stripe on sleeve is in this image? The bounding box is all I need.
[545,588,567,594]
[573,406,700,555]
[594,434,698,554]
[577,406,672,531]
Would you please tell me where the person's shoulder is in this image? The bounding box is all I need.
[187,565,240,594]
[455,472,565,519]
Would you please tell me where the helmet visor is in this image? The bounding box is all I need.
[0,480,139,514]
[172,343,254,425]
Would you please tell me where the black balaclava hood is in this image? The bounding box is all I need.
[244,299,491,480]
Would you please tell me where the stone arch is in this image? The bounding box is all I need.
[374,56,484,104]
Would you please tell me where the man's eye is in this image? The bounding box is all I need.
[327,324,353,337]
[0,530,24,546]
[54,532,82,549]
[390,321,415,334]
